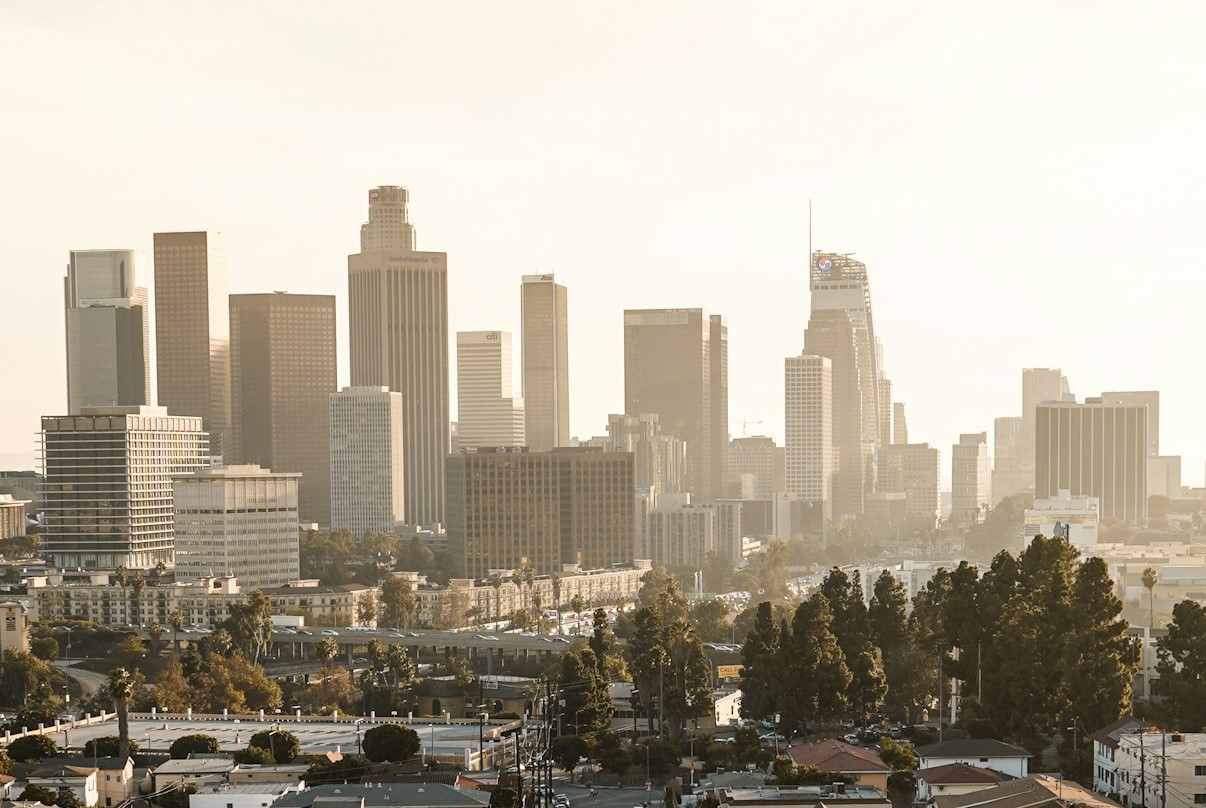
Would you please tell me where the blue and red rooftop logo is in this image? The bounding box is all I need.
[816,256,832,272]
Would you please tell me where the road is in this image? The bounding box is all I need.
[556,784,659,808]
[54,660,108,696]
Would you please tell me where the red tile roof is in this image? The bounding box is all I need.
[788,740,890,773]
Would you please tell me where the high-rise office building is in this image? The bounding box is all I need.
[951,432,991,527]
[880,443,940,527]
[456,331,525,449]
[605,413,686,495]
[173,464,301,590]
[892,402,908,445]
[447,447,634,578]
[728,436,780,501]
[521,275,570,452]
[230,293,336,526]
[1100,391,1159,457]
[1022,368,1073,488]
[805,252,884,517]
[348,186,449,527]
[330,386,405,534]
[64,250,150,414]
[784,354,833,525]
[1035,398,1148,522]
[647,493,715,568]
[623,309,728,501]
[40,406,208,569]
[153,231,232,458]
[992,416,1026,506]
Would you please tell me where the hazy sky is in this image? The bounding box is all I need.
[3,2,1204,488]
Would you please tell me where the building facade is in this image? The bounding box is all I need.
[728,436,781,502]
[40,406,208,569]
[1035,398,1148,522]
[624,309,728,501]
[153,231,233,458]
[64,249,150,414]
[455,331,525,449]
[329,386,405,534]
[0,601,30,655]
[1023,490,1099,547]
[1022,368,1073,491]
[605,413,686,495]
[951,432,990,528]
[992,416,1026,506]
[880,443,940,527]
[784,354,833,526]
[230,292,336,527]
[0,494,29,538]
[172,465,301,590]
[1101,390,1159,458]
[447,447,635,578]
[348,186,449,527]
[521,275,570,453]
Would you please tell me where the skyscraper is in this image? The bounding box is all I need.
[880,443,940,527]
[892,402,908,445]
[623,309,728,501]
[348,186,449,527]
[173,464,301,589]
[606,413,686,494]
[951,432,991,527]
[456,331,525,449]
[1035,398,1148,522]
[446,447,634,578]
[40,405,208,569]
[784,353,832,525]
[727,436,781,501]
[1100,391,1159,457]
[330,386,405,534]
[64,250,150,414]
[806,251,884,518]
[153,231,232,458]
[1022,368,1073,488]
[521,274,569,452]
[230,292,336,526]
[992,416,1026,505]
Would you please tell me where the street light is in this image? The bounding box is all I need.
[477,704,490,772]
[774,713,781,757]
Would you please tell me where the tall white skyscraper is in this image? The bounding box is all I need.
[456,331,525,449]
[349,186,448,527]
[173,464,301,589]
[951,432,991,527]
[330,386,405,533]
[64,249,150,414]
[40,406,208,569]
[521,275,569,452]
[784,353,832,523]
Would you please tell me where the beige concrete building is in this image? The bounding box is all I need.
[153,231,232,458]
[455,331,524,449]
[1101,390,1159,457]
[447,447,635,578]
[230,292,336,527]
[951,432,990,527]
[992,415,1026,506]
[521,274,570,452]
[1022,368,1073,490]
[348,186,449,528]
[727,436,781,502]
[0,494,29,538]
[1035,397,1148,522]
[624,309,728,501]
[605,413,686,495]
[0,601,30,655]
[64,249,150,414]
[880,443,940,527]
[330,386,405,533]
[173,465,301,590]
[784,353,833,527]
[40,406,208,569]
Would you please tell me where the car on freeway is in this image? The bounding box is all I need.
[387,632,405,638]
[321,629,340,636]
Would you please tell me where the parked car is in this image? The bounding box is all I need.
[843,733,860,745]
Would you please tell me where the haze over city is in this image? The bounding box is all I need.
[3,1,1205,486]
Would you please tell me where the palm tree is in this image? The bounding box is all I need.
[570,594,586,617]
[1142,567,1159,628]
[487,573,504,624]
[130,570,147,627]
[148,620,164,656]
[520,566,536,613]
[169,610,183,654]
[552,576,563,634]
[107,667,135,761]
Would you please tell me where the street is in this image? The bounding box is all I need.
[54,660,109,697]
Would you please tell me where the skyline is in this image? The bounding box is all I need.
[4,2,1205,488]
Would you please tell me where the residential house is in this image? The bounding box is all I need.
[39,757,136,808]
[916,739,1030,778]
[188,781,304,808]
[151,759,237,792]
[1115,731,1206,808]
[933,775,1117,808]
[1091,715,1143,799]
[27,763,99,807]
[786,739,891,793]
[915,763,1005,802]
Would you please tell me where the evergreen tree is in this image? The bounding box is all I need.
[782,593,850,730]
[1156,599,1206,730]
[1063,556,1135,733]
[739,602,783,721]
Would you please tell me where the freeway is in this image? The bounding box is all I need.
[54,660,109,696]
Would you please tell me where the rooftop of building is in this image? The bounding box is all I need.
[272,783,491,808]
[787,739,889,773]
[152,758,237,775]
[1090,716,1143,750]
[715,784,888,806]
[916,763,1007,785]
[916,739,1030,759]
[932,775,1117,808]
[174,465,302,479]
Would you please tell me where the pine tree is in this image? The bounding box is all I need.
[740,602,783,721]
[1156,599,1206,730]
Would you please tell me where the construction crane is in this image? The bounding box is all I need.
[742,419,763,437]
